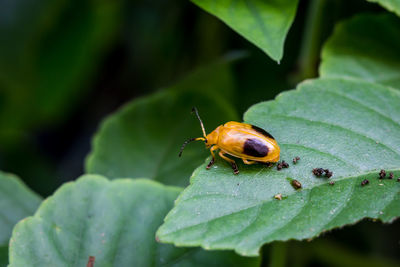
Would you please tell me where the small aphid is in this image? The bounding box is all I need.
[282,161,289,168]
[293,156,300,164]
[379,169,386,179]
[274,193,283,200]
[397,177,400,182]
[312,168,324,177]
[276,161,289,171]
[329,181,335,186]
[276,163,283,171]
[291,179,302,190]
[322,169,333,178]
[361,179,369,186]
[388,172,393,179]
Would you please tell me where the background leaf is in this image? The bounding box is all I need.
[191,0,299,61]
[0,0,120,132]
[157,78,400,256]
[0,246,7,267]
[0,171,41,246]
[85,60,239,186]
[9,175,260,267]
[366,0,400,16]
[320,13,400,89]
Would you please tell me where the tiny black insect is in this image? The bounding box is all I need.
[276,160,289,171]
[282,161,289,168]
[379,169,386,179]
[312,168,324,177]
[312,168,333,178]
[388,172,393,179]
[325,170,333,178]
[361,179,369,186]
[293,156,300,164]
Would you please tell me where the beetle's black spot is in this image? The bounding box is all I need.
[251,125,275,139]
[243,138,269,157]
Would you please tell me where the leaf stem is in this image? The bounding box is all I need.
[297,0,327,81]
[268,242,287,267]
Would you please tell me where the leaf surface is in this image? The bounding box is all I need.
[191,0,299,61]
[0,171,41,246]
[320,14,400,89]
[157,78,400,256]
[85,61,238,186]
[9,175,259,267]
[366,0,400,16]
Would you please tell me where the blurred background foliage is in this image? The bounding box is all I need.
[0,0,399,265]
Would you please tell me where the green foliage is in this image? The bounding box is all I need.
[86,60,238,186]
[191,0,299,61]
[3,0,400,266]
[0,246,7,267]
[0,0,120,132]
[367,0,400,16]
[9,175,260,267]
[157,78,400,256]
[320,13,400,89]
[0,171,41,246]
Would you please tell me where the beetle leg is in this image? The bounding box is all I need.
[243,159,257,165]
[206,145,218,169]
[218,151,239,174]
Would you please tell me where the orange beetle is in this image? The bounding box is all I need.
[179,108,280,174]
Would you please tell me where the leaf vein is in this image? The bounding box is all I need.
[271,114,400,157]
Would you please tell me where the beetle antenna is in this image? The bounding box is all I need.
[191,107,207,138]
[179,137,206,157]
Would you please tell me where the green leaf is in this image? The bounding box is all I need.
[320,14,400,89]
[85,61,238,186]
[191,0,299,61]
[366,0,400,16]
[9,175,260,266]
[0,171,41,246]
[157,78,400,256]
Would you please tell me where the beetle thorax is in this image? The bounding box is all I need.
[205,125,222,147]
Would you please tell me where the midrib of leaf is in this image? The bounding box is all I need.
[244,1,270,41]
[269,114,400,159]
[160,170,400,257]
[280,143,358,169]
